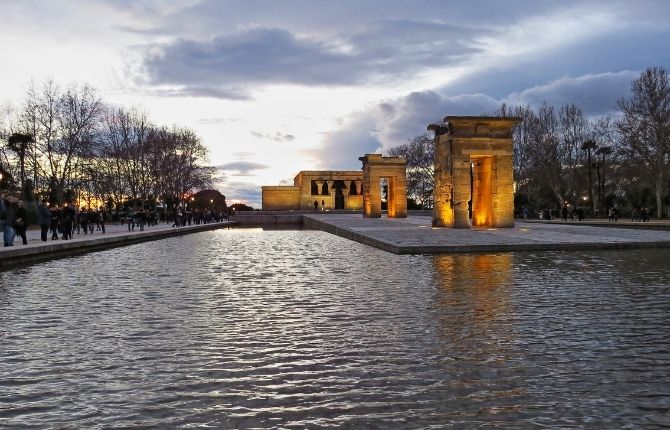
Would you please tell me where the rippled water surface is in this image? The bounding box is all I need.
[1,229,669,428]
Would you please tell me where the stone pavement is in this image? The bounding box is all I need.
[524,218,670,230]
[0,221,236,269]
[3,221,195,249]
[304,213,670,254]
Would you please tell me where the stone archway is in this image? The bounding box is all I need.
[429,116,520,228]
[359,154,407,218]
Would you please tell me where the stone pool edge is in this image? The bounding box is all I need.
[0,222,237,270]
[303,215,670,255]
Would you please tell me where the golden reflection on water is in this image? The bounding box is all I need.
[431,253,516,354]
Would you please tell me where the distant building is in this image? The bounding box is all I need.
[262,171,364,210]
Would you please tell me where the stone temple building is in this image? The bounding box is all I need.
[429,116,520,228]
[262,171,364,210]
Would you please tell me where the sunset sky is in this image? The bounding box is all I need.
[1,0,669,206]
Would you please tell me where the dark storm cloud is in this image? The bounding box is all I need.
[113,0,564,39]
[308,111,381,170]
[312,67,651,168]
[141,20,486,89]
[506,71,638,116]
[217,161,270,175]
[312,89,500,169]
[437,24,670,102]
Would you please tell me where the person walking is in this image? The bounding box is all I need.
[137,208,146,232]
[14,200,28,245]
[37,200,51,242]
[98,207,106,233]
[80,208,89,235]
[2,196,18,246]
[0,196,5,243]
[127,208,135,231]
[62,203,75,240]
[321,199,325,211]
[50,205,61,240]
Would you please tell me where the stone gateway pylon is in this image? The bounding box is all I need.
[428,116,520,228]
[359,154,407,218]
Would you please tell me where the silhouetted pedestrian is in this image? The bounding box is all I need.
[37,200,51,242]
[14,200,28,245]
[2,196,18,246]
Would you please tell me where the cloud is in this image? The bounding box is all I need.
[145,85,252,100]
[214,177,262,207]
[233,151,256,158]
[311,67,646,170]
[140,21,487,91]
[250,130,295,142]
[505,71,638,116]
[217,161,270,175]
[315,90,501,169]
[308,110,381,169]
[198,117,246,125]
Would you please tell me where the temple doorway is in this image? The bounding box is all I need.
[359,154,407,218]
[471,157,494,227]
[429,116,519,228]
[334,180,345,209]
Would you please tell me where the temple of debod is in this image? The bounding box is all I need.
[429,116,520,228]
[262,115,519,229]
[256,115,670,255]
[359,154,407,218]
[262,171,364,211]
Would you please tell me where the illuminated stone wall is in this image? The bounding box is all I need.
[430,116,519,228]
[262,171,363,210]
[261,186,301,210]
[359,154,407,218]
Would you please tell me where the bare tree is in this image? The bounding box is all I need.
[6,133,32,196]
[617,67,670,217]
[493,104,541,207]
[560,104,590,206]
[387,134,435,207]
[581,139,597,212]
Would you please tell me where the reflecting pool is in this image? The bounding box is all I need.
[1,229,669,428]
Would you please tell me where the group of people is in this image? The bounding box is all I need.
[0,197,110,247]
[561,205,588,221]
[0,196,234,248]
[0,195,28,247]
[46,203,106,241]
[630,207,651,222]
[525,204,653,223]
[172,207,229,228]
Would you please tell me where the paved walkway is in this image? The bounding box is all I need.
[0,221,235,269]
[2,221,212,250]
[524,218,670,230]
[304,214,670,254]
